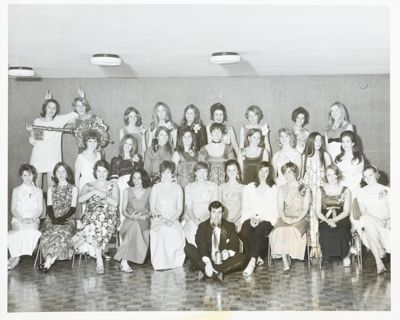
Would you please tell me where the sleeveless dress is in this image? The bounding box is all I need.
[325,122,353,160]
[336,157,364,196]
[40,184,75,261]
[72,182,119,257]
[219,183,243,226]
[198,144,235,185]
[175,151,198,188]
[29,112,77,173]
[114,188,151,264]
[8,185,42,257]
[110,154,144,226]
[182,181,218,245]
[355,185,390,258]
[318,186,351,259]
[303,155,326,251]
[76,152,101,192]
[242,148,264,185]
[269,185,309,260]
[150,182,185,270]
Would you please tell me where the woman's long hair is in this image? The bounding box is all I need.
[303,132,327,175]
[254,161,275,187]
[335,130,363,164]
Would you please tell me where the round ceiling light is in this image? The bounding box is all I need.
[8,66,35,77]
[210,52,241,64]
[91,54,121,66]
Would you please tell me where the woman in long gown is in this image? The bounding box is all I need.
[302,132,332,257]
[238,128,269,185]
[218,160,244,230]
[324,102,354,161]
[316,164,352,267]
[144,126,174,184]
[39,162,78,272]
[206,103,239,156]
[74,129,101,217]
[110,134,143,225]
[149,161,185,270]
[26,93,77,188]
[177,104,207,152]
[172,129,199,188]
[114,168,152,272]
[269,162,310,271]
[240,161,279,277]
[272,128,302,187]
[291,106,310,154]
[8,164,43,270]
[355,166,390,274]
[119,106,147,156]
[335,130,364,197]
[73,160,120,274]
[239,105,271,155]
[147,102,178,149]
[199,122,235,184]
[183,162,218,245]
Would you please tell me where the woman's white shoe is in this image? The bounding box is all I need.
[243,262,256,277]
[121,263,133,273]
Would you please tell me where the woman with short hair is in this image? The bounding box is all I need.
[8,164,43,270]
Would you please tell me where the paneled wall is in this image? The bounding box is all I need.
[8,74,390,208]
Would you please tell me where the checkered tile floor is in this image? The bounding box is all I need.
[7,250,390,311]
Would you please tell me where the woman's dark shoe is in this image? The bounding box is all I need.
[42,267,50,273]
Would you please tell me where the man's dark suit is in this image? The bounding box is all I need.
[184,218,246,276]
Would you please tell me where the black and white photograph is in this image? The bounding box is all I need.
[2,0,398,318]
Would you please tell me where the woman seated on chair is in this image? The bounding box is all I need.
[72,160,120,274]
[8,164,43,270]
[149,161,186,270]
[269,162,310,271]
[316,164,352,267]
[239,161,278,277]
[355,166,390,274]
[39,162,78,273]
[114,168,152,273]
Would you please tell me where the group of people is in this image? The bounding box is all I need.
[7,91,391,281]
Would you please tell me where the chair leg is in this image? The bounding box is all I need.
[34,243,41,268]
[267,240,272,267]
[72,251,75,269]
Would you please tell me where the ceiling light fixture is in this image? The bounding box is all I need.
[210,52,241,64]
[91,54,121,66]
[8,66,35,77]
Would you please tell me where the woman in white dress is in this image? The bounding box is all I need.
[119,106,147,156]
[355,166,390,274]
[147,102,178,149]
[26,94,77,188]
[272,128,302,187]
[334,130,364,197]
[183,162,218,245]
[291,106,310,154]
[218,159,244,230]
[324,102,354,161]
[269,162,310,271]
[74,129,102,218]
[8,164,43,270]
[206,103,239,156]
[240,161,279,277]
[150,161,185,270]
[239,105,271,155]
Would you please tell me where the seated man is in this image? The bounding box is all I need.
[184,200,246,282]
